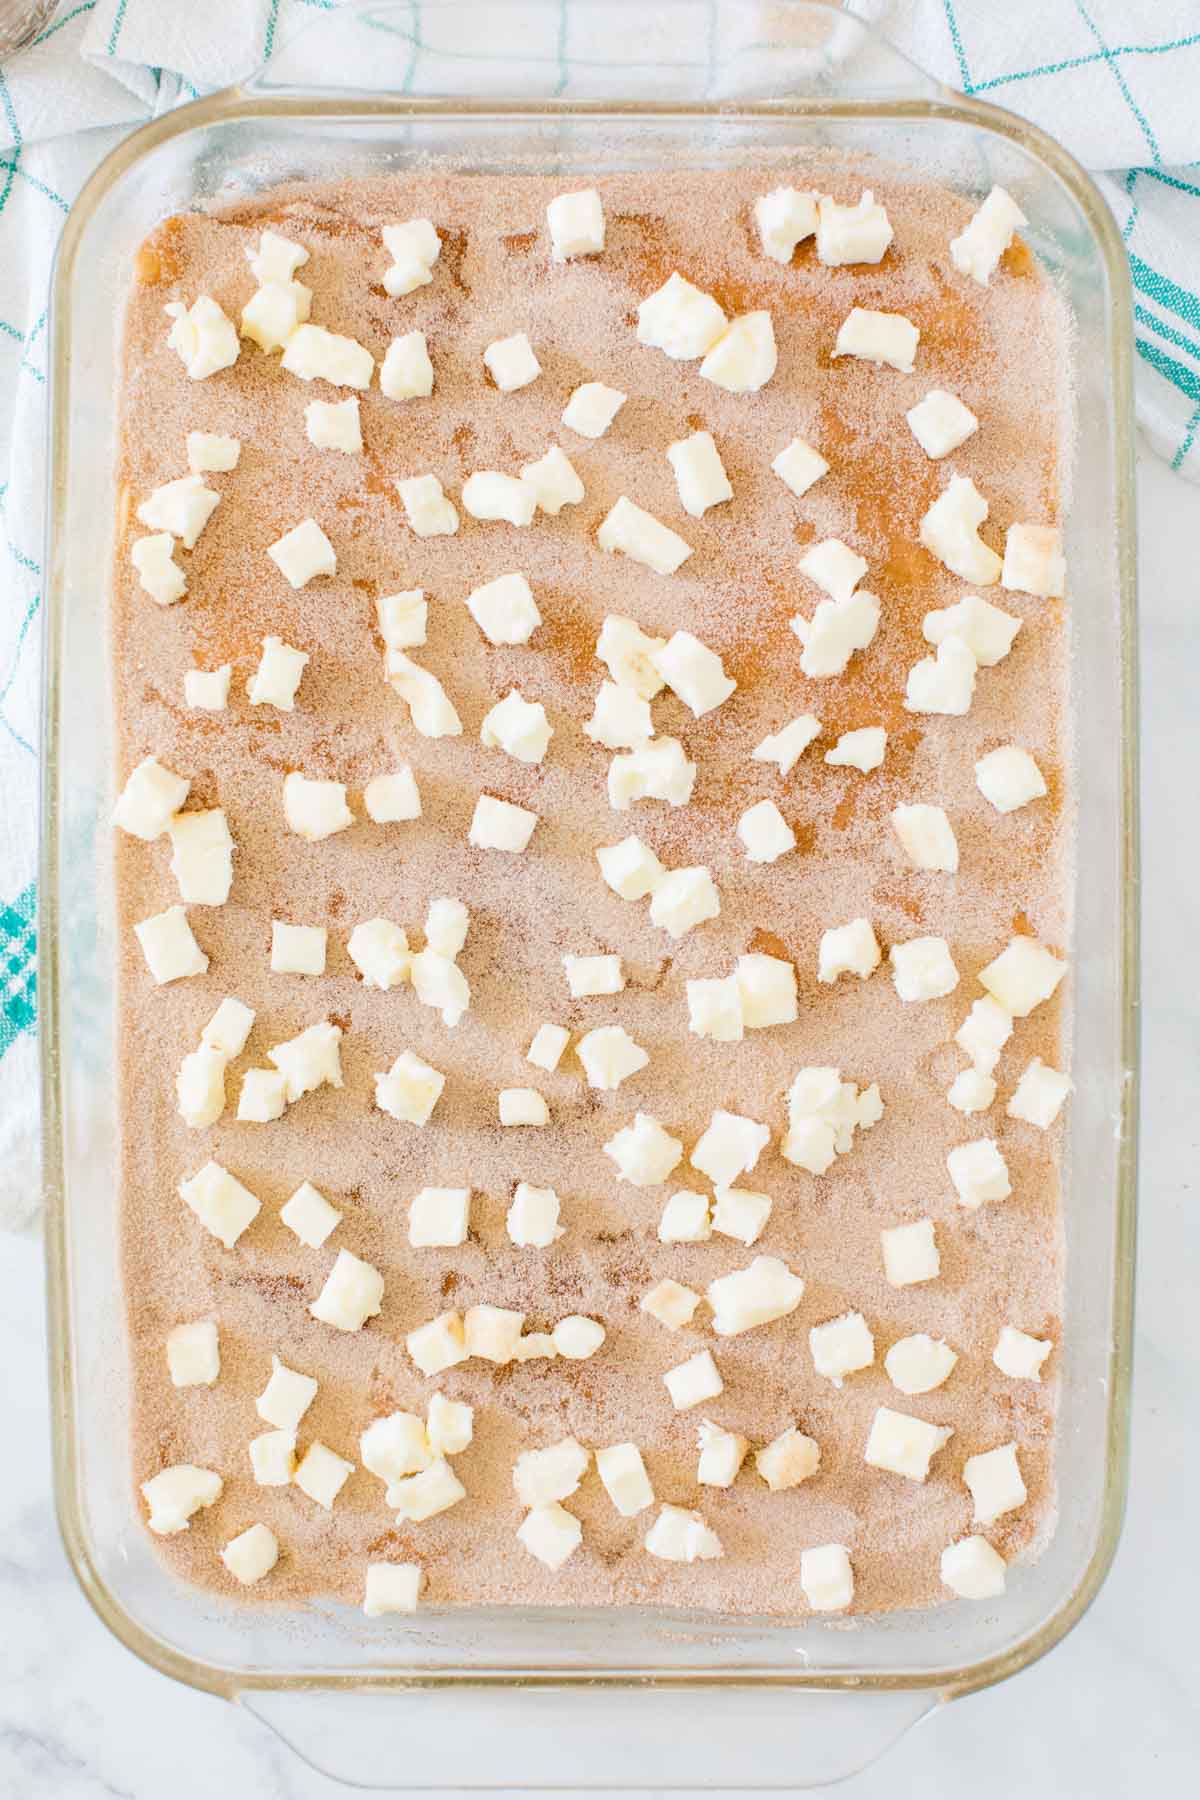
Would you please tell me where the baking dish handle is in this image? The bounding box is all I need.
[242,1685,939,1790]
[238,0,948,103]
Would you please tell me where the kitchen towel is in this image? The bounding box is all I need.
[1,0,1193,1227]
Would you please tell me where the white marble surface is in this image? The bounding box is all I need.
[2,446,1196,1797]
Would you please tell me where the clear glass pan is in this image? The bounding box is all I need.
[40,3,1138,1787]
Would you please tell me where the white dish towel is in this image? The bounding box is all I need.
[2,0,1192,1227]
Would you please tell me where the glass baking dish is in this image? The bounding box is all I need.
[40,1,1138,1787]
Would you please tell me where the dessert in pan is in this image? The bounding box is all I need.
[113,167,1070,1617]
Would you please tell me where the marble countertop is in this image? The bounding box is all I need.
[3,447,1196,1798]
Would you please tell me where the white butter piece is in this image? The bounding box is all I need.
[772,436,828,498]
[924,591,1021,666]
[562,380,626,438]
[256,1355,317,1431]
[236,1069,287,1123]
[881,1218,939,1287]
[596,613,667,698]
[907,388,979,459]
[976,745,1047,813]
[134,905,208,984]
[425,895,469,959]
[267,1020,342,1101]
[382,218,441,296]
[527,1022,570,1071]
[810,1311,875,1387]
[248,636,308,710]
[577,1025,649,1091]
[466,1304,526,1364]
[658,1190,712,1243]
[548,186,605,259]
[186,431,240,473]
[737,952,798,1027]
[955,996,1013,1073]
[886,1333,958,1396]
[553,1315,606,1360]
[131,532,186,605]
[241,277,311,353]
[979,936,1067,1016]
[270,923,327,979]
[948,1066,997,1115]
[484,332,541,392]
[603,1112,682,1186]
[755,185,818,262]
[649,866,720,940]
[791,589,880,678]
[184,664,231,709]
[597,496,692,575]
[164,295,240,380]
[667,430,733,516]
[737,798,795,864]
[964,1442,1027,1524]
[563,952,624,997]
[920,475,1002,585]
[268,517,336,589]
[294,1442,356,1511]
[397,473,459,537]
[517,1503,582,1570]
[1002,521,1065,597]
[700,311,777,393]
[993,1325,1054,1384]
[686,975,744,1043]
[141,1465,222,1536]
[466,571,541,645]
[136,473,219,549]
[348,917,411,990]
[514,1438,590,1509]
[637,272,727,359]
[364,1563,423,1615]
[469,793,539,852]
[427,1393,473,1458]
[499,1087,549,1126]
[653,628,736,716]
[782,1067,883,1172]
[310,1248,384,1333]
[951,185,1027,286]
[283,772,353,842]
[608,737,697,810]
[389,1460,467,1522]
[387,652,463,737]
[304,395,361,454]
[818,917,881,985]
[597,834,665,900]
[664,1349,723,1411]
[947,1137,1012,1209]
[891,936,959,1002]
[249,1429,296,1487]
[756,1427,820,1490]
[406,1310,468,1377]
[1007,1057,1071,1128]
[941,1535,1006,1599]
[520,443,584,514]
[167,808,233,906]
[800,1544,854,1612]
[707,1255,804,1336]
[507,1183,564,1249]
[178,1159,260,1247]
[697,1420,749,1488]
[864,1406,952,1481]
[166,1319,220,1387]
[642,1277,701,1331]
[691,1108,769,1187]
[891,803,959,872]
[364,767,421,823]
[409,1186,471,1248]
[904,635,978,715]
[199,997,252,1061]
[411,949,471,1027]
[462,469,538,526]
[644,1504,723,1564]
[481,689,553,764]
[832,306,918,372]
[280,1180,341,1248]
[825,727,886,772]
[376,589,427,650]
[817,189,893,265]
[380,329,435,400]
[596,1443,654,1516]
[113,755,190,841]
[247,228,309,285]
[281,322,373,389]
[711,1186,772,1247]
[375,1049,445,1126]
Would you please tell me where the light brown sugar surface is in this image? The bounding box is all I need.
[115,166,1071,1618]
